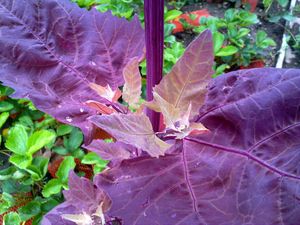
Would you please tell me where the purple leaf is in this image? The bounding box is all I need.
[83,140,137,163]
[94,68,300,225]
[90,113,171,157]
[42,171,108,225]
[63,171,106,213]
[42,202,79,225]
[0,0,144,140]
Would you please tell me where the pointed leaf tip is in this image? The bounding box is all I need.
[150,29,214,120]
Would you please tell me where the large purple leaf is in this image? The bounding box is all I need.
[0,0,144,139]
[94,68,300,225]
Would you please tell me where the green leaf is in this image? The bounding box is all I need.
[71,148,85,159]
[259,38,276,48]
[224,8,235,22]
[237,28,250,38]
[66,128,83,151]
[26,157,49,181]
[278,0,288,7]
[3,212,21,225]
[40,197,60,213]
[52,146,69,155]
[164,9,182,22]
[164,24,175,38]
[104,138,114,143]
[213,32,225,53]
[263,0,272,8]
[2,180,31,194]
[42,179,62,198]
[18,200,41,221]
[256,30,268,43]
[228,24,238,38]
[5,125,28,155]
[0,101,14,112]
[256,31,276,48]
[93,163,107,174]
[206,17,218,32]
[0,167,16,181]
[82,152,104,164]
[0,192,15,214]
[268,15,281,23]
[18,115,34,128]
[32,214,42,225]
[56,156,76,184]
[21,176,35,186]
[24,166,40,181]
[282,12,295,22]
[9,154,32,169]
[2,192,15,204]
[214,64,229,77]
[164,35,176,44]
[57,124,73,136]
[27,130,56,155]
[0,85,14,96]
[216,46,238,56]
[0,112,9,128]
[12,170,26,180]
[239,11,259,26]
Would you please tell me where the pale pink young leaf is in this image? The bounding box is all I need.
[150,93,208,138]
[85,100,116,115]
[172,122,208,139]
[149,30,214,118]
[89,113,170,157]
[122,57,142,108]
[89,83,122,103]
[152,92,181,130]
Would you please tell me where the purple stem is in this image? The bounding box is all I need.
[144,0,164,132]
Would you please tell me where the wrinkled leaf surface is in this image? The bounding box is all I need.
[0,0,144,140]
[95,69,300,225]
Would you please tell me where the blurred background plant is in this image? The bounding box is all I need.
[194,8,276,76]
[0,84,107,224]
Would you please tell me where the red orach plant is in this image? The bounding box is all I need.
[0,1,299,225]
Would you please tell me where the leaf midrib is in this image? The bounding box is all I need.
[185,137,300,181]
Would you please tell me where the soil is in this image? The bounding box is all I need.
[167,0,299,68]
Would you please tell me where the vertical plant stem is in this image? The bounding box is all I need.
[144,0,164,132]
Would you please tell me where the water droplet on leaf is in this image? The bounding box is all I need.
[90,61,97,66]
[65,116,73,122]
